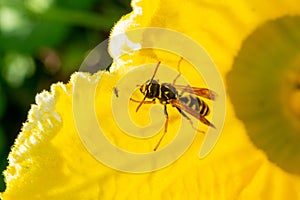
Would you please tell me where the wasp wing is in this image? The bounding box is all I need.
[170,99,216,128]
[173,85,217,100]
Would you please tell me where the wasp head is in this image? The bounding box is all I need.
[139,80,159,98]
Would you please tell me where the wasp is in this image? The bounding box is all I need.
[130,58,216,151]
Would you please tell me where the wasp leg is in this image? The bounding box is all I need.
[154,105,169,151]
[129,98,156,104]
[172,57,184,85]
[175,107,205,134]
[130,98,156,112]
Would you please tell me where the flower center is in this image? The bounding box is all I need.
[281,56,300,131]
[289,82,300,118]
[227,16,300,175]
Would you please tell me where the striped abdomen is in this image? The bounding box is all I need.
[179,95,210,116]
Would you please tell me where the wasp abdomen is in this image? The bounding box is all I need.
[179,96,210,116]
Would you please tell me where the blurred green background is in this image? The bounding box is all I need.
[0,0,131,191]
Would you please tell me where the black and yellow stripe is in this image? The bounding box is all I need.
[179,95,210,117]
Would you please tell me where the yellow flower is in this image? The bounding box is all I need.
[2,0,300,199]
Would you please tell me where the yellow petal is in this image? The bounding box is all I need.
[1,76,108,199]
[106,0,300,198]
[2,0,300,200]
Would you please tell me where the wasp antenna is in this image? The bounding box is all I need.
[150,61,161,83]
